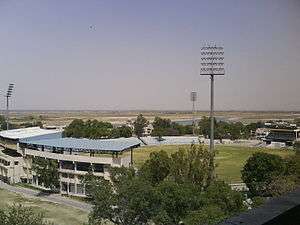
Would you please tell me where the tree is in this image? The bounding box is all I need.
[110,125,132,138]
[63,119,134,139]
[32,158,59,191]
[133,114,149,138]
[85,167,157,225]
[84,147,245,225]
[0,204,52,225]
[139,150,171,185]
[153,181,201,225]
[198,116,213,138]
[170,144,215,187]
[241,152,286,196]
[203,181,245,215]
[151,117,194,137]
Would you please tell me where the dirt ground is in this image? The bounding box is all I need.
[4,110,300,127]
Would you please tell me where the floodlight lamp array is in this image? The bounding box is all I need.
[200,45,225,76]
[6,83,14,97]
[190,92,197,102]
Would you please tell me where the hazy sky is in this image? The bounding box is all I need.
[0,0,300,111]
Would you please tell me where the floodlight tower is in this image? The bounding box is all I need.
[5,83,14,130]
[200,45,225,177]
[190,91,197,135]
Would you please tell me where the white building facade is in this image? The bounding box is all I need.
[0,127,141,196]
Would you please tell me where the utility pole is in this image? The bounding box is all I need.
[200,45,225,179]
[190,91,197,135]
[6,83,14,130]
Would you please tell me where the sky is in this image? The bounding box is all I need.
[0,0,300,111]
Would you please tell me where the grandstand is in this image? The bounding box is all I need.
[0,127,141,196]
[264,129,300,146]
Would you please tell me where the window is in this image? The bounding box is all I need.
[76,184,84,195]
[61,173,68,178]
[61,182,68,192]
[93,163,104,173]
[61,161,75,170]
[76,162,90,172]
[69,183,75,193]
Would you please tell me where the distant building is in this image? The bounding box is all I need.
[264,129,300,146]
[255,128,270,140]
[0,127,141,196]
[143,124,153,136]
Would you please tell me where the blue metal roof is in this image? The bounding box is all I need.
[20,137,141,152]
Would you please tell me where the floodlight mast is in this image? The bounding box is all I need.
[190,91,197,135]
[200,45,225,179]
[6,83,14,130]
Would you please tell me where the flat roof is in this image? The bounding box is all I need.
[269,128,300,132]
[0,127,62,140]
[20,137,142,153]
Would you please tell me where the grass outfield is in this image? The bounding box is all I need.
[0,189,88,225]
[132,145,294,183]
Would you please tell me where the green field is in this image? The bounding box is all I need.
[0,189,88,225]
[133,145,294,183]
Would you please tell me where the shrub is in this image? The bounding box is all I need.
[241,152,286,196]
[265,175,297,197]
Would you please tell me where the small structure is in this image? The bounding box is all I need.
[255,128,269,140]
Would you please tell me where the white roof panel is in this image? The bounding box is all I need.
[20,137,142,152]
[0,127,62,140]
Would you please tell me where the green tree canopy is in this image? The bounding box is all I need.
[169,144,214,187]
[32,158,59,191]
[133,114,149,138]
[63,119,132,139]
[139,150,171,185]
[241,152,286,196]
[84,146,245,225]
[151,117,193,137]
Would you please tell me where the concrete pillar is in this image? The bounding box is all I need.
[60,181,62,193]
[74,162,77,172]
[74,182,77,194]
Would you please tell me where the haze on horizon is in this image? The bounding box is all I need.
[0,0,299,111]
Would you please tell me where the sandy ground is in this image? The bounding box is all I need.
[4,110,299,127]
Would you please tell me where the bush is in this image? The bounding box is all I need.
[203,181,246,215]
[265,175,297,197]
[0,204,52,225]
[251,196,265,208]
[241,152,286,196]
[184,205,226,225]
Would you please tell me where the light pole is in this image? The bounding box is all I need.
[5,83,14,130]
[190,91,197,135]
[200,45,225,179]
